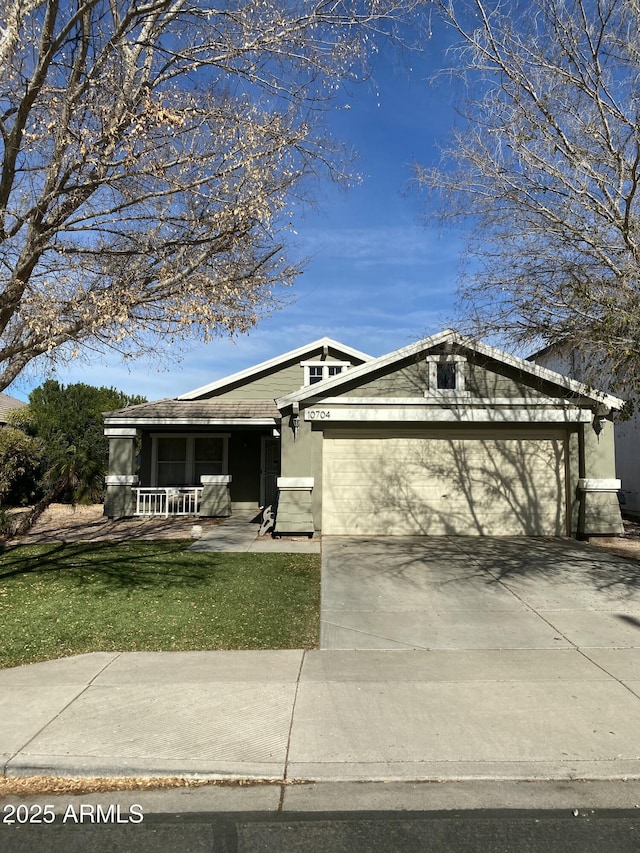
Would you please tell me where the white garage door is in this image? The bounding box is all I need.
[322,430,568,536]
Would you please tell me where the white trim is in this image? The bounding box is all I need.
[200,475,232,485]
[277,477,314,490]
[427,354,466,393]
[300,360,352,367]
[150,431,231,439]
[177,339,372,400]
[578,478,622,491]
[105,475,139,485]
[301,360,351,387]
[317,396,584,407]
[105,418,277,427]
[426,355,467,363]
[425,388,472,399]
[276,330,624,411]
[304,406,593,424]
[104,427,140,438]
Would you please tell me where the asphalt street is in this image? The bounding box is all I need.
[3,808,640,853]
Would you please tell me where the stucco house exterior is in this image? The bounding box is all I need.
[530,344,639,520]
[103,330,624,537]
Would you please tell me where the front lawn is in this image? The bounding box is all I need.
[0,542,320,668]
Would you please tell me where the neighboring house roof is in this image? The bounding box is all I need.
[0,392,26,424]
[527,341,628,400]
[104,399,280,426]
[526,341,569,362]
[276,329,625,412]
[177,337,372,400]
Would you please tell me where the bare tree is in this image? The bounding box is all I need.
[0,0,424,391]
[417,0,640,389]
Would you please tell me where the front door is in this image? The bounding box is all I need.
[260,437,280,508]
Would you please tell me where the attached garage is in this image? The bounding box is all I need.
[274,330,625,539]
[322,429,569,536]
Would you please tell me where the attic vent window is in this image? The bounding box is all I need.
[436,362,456,390]
[309,366,324,384]
[301,361,351,386]
[426,355,467,396]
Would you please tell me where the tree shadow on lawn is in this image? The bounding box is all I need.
[0,541,226,591]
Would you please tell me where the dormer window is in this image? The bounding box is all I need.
[426,355,467,395]
[302,361,350,386]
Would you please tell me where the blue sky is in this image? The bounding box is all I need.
[9,23,466,403]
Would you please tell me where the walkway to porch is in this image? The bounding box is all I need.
[188,511,320,554]
[7,505,319,552]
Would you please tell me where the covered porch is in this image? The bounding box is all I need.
[103,399,281,520]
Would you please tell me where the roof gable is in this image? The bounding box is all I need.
[178,337,372,400]
[276,330,625,411]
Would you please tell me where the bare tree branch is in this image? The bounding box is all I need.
[417,0,640,390]
[0,0,426,391]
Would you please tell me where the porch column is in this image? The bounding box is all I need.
[578,415,624,536]
[200,475,232,517]
[104,428,139,519]
[578,479,624,536]
[274,477,314,536]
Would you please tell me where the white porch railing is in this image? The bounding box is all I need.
[133,487,203,518]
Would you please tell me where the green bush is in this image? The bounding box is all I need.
[25,381,146,504]
[0,425,43,506]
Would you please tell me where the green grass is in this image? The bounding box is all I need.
[0,542,320,668]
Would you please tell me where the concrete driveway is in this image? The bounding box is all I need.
[320,536,640,651]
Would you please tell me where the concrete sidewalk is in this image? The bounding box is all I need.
[3,648,640,785]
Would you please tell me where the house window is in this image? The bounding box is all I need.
[426,355,467,395]
[302,361,350,386]
[309,366,324,385]
[436,361,457,390]
[194,437,225,481]
[154,435,228,486]
[157,437,187,486]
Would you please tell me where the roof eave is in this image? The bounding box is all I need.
[104,417,278,427]
[276,330,625,412]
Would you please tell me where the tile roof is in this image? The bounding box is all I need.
[104,399,280,422]
[0,392,26,424]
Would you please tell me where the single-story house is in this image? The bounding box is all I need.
[103,330,624,537]
[529,343,639,520]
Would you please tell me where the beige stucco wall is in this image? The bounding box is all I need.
[108,436,137,477]
[341,353,589,402]
[277,412,323,532]
[581,416,616,479]
[204,348,359,401]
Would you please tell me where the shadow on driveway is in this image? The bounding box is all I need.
[320,536,640,650]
